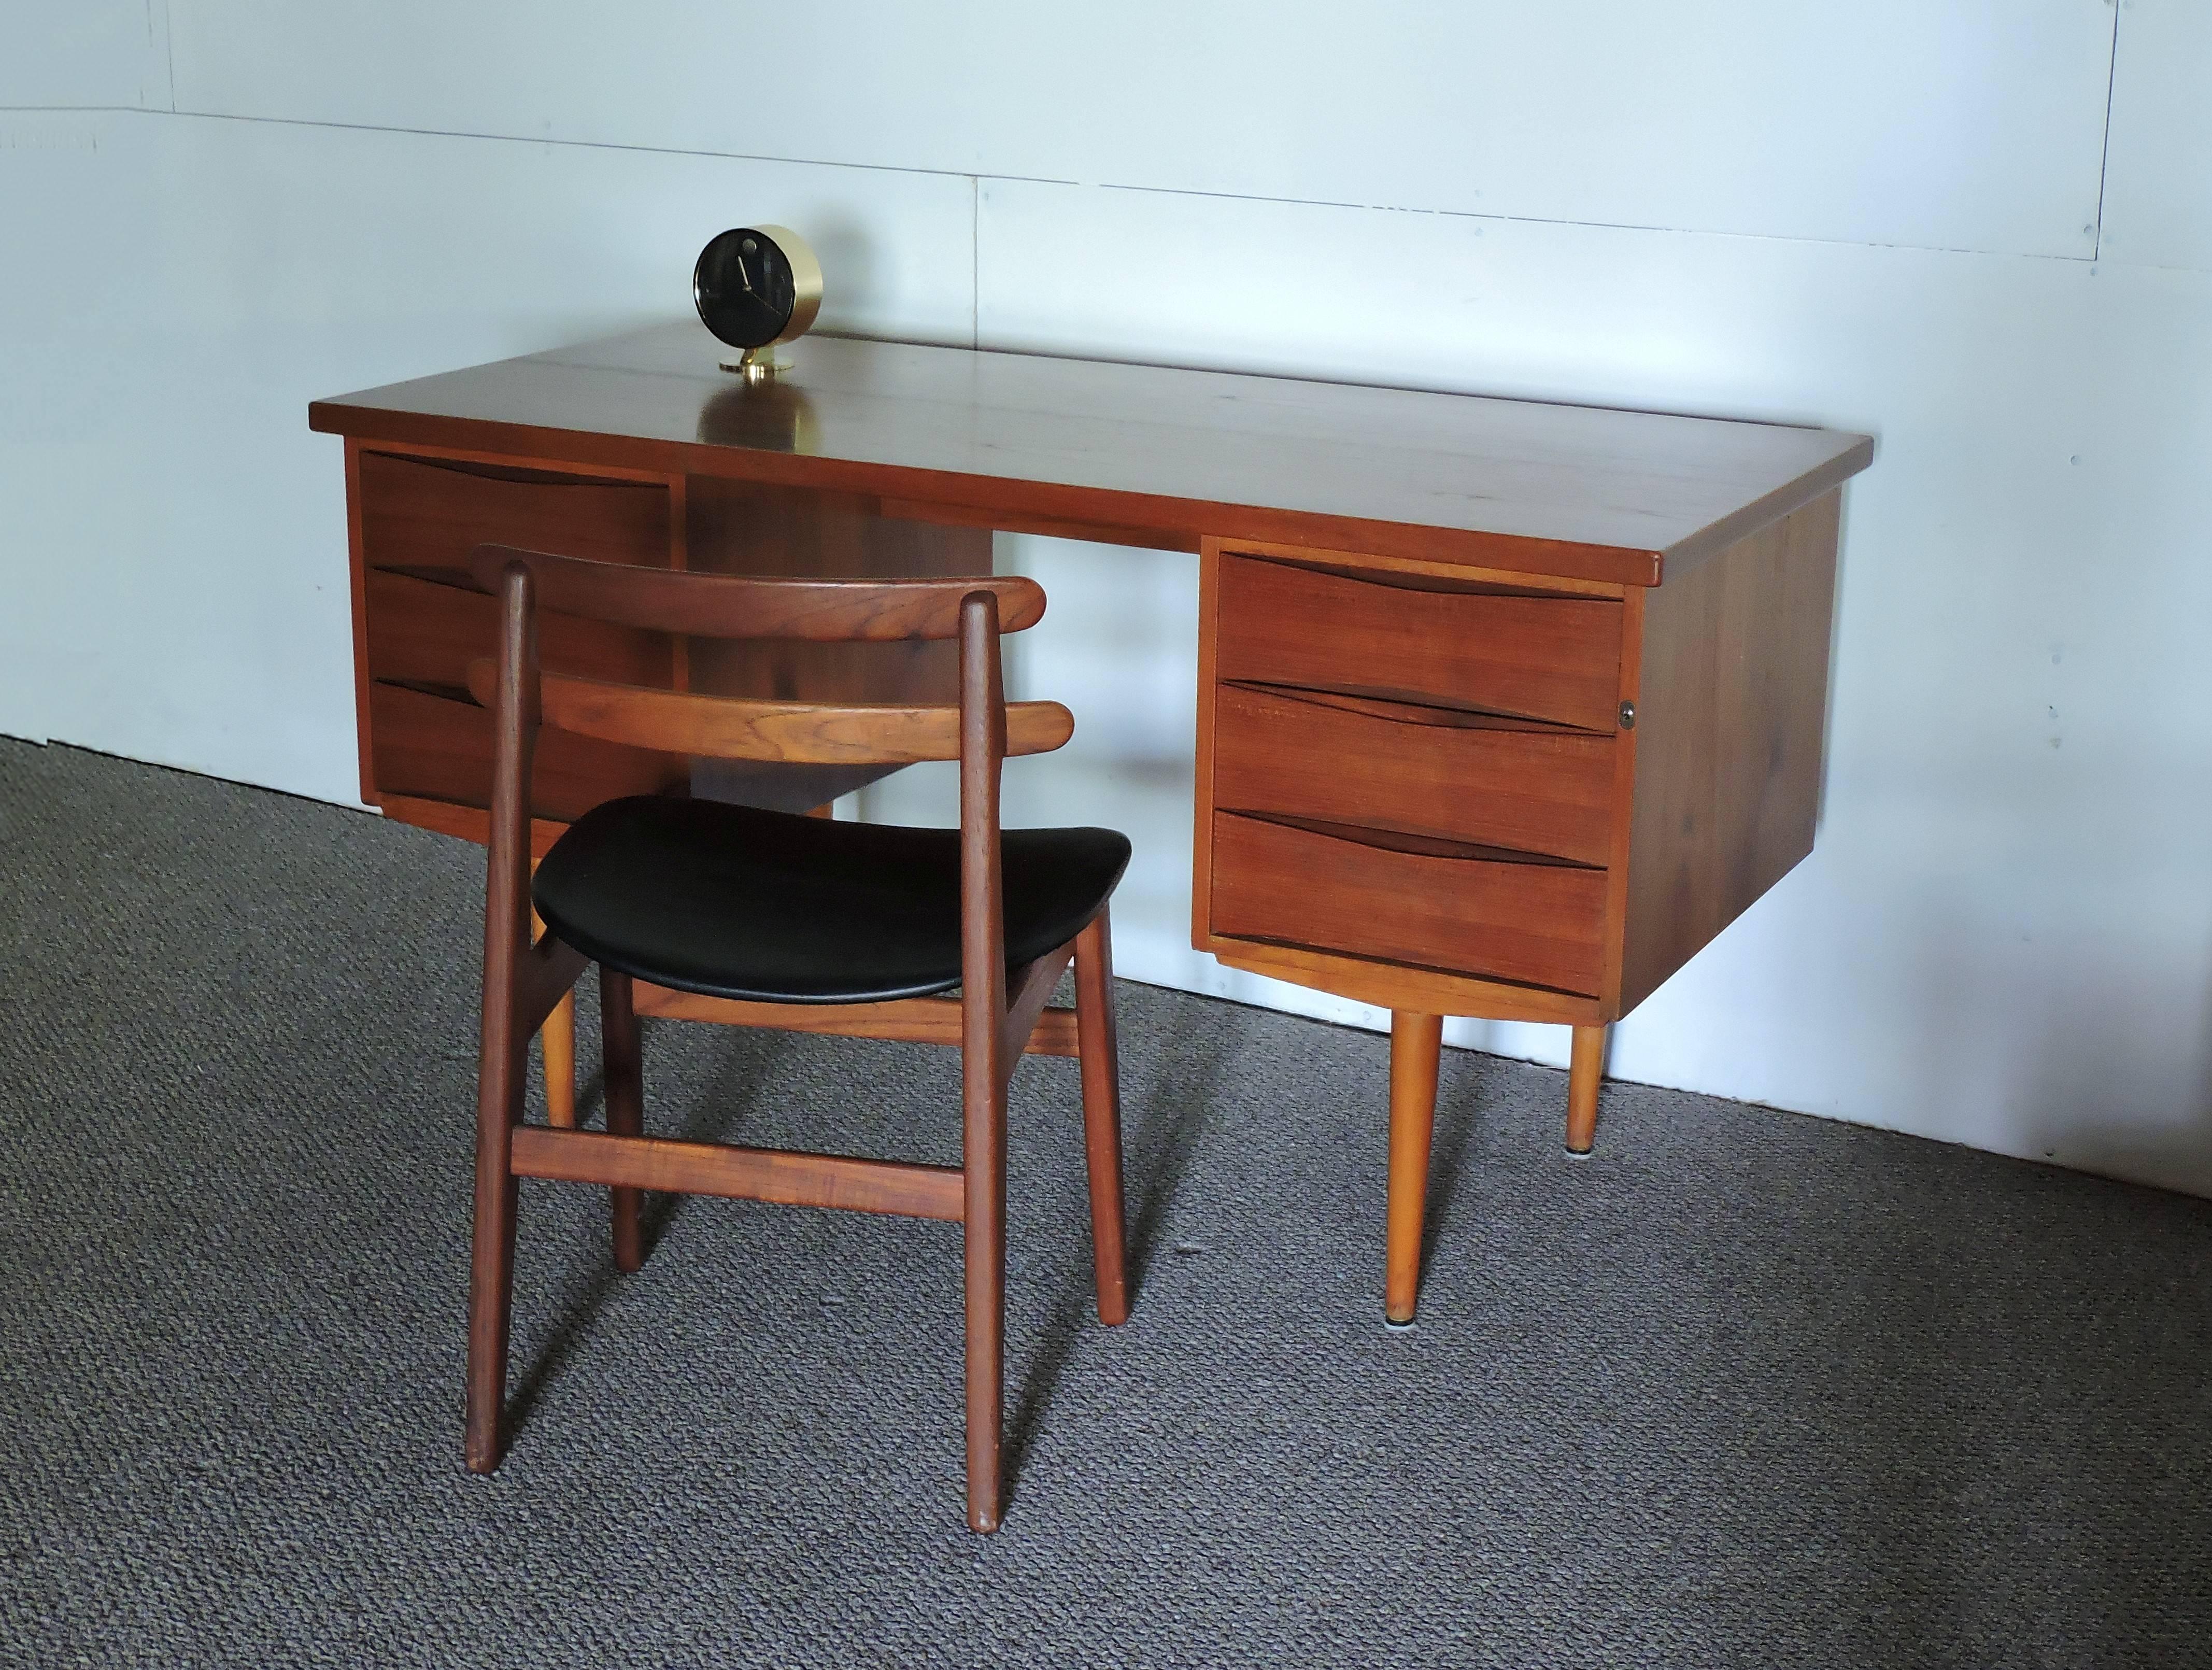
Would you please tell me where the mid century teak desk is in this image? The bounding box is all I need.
[310,323,1872,1323]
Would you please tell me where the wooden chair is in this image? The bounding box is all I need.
[461,543,1133,1534]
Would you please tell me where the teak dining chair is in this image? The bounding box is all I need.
[461,543,1133,1533]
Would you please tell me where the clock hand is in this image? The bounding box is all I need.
[734,254,755,295]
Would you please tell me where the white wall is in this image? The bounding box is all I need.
[6,2,2209,1195]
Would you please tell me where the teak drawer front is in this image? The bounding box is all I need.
[1215,553,1623,732]
[368,682,685,825]
[364,569,673,695]
[1211,812,1607,997]
[1211,683,1615,867]
[359,449,669,577]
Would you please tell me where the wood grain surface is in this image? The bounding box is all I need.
[364,567,672,695]
[469,662,1074,766]
[1617,489,1841,1012]
[368,681,686,824]
[360,448,669,574]
[1213,553,1626,732]
[509,1126,966,1222]
[313,323,1873,586]
[466,539,1037,641]
[1211,682,1616,866]
[1208,937,1604,1027]
[630,983,1083,1057]
[1209,811,1608,997]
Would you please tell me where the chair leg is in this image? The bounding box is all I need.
[1384,1011,1443,1327]
[1566,1024,1607,1155]
[962,1052,1009,1533]
[601,968,646,1273]
[1072,910,1131,1326]
[465,1035,524,1473]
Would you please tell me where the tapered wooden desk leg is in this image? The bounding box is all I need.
[1566,1024,1607,1155]
[543,993,576,1128]
[531,902,577,1130]
[1385,1011,1444,1326]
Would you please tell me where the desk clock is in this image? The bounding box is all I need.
[693,225,823,381]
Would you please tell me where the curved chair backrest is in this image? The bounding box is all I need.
[463,543,1072,766]
[465,542,1046,641]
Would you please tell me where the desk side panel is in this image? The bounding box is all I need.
[344,440,376,806]
[1617,490,1842,1015]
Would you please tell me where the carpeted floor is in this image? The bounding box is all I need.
[2,738,2207,1668]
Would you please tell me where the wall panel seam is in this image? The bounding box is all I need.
[1087,180,2103,265]
[0,105,2139,272]
[158,0,177,113]
[2091,0,2120,260]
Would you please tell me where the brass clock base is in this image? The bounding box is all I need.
[720,343,792,382]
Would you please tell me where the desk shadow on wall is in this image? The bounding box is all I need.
[803,214,880,339]
[1906,875,2212,1198]
[1773,880,2212,1653]
[1741,1120,2212,1660]
[2027,930,2212,1194]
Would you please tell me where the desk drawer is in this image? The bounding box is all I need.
[359,450,669,579]
[368,683,685,825]
[1211,811,1607,996]
[1215,553,1622,732]
[1211,682,1614,867]
[364,569,672,695]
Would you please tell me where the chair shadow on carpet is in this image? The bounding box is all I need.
[500,1013,790,1448]
[1000,988,1238,1511]
[500,1046,620,1446]
[495,987,1237,1514]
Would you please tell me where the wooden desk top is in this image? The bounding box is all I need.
[310,322,1871,587]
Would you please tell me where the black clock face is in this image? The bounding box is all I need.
[694,228,797,350]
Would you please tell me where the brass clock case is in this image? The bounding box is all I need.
[694,224,824,381]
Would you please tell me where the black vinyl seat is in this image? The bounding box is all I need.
[533,795,1133,1005]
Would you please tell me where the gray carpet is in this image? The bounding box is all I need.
[2,738,2207,1669]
